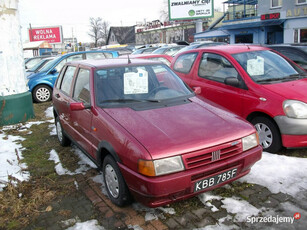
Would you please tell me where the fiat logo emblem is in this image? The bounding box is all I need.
[212,150,221,161]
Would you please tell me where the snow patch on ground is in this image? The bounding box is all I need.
[65,219,105,230]
[0,132,29,191]
[132,203,176,221]
[48,146,97,176]
[239,152,307,199]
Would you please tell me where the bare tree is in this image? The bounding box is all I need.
[101,21,109,45]
[88,17,109,47]
[160,0,169,22]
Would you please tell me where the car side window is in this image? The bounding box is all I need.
[55,54,83,72]
[73,68,91,104]
[198,53,239,83]
[60,66,77,95]
[55,66,67,88]
[173,53,197,74]
[86,52,106,60]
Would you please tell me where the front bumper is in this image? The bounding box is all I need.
[274,116,307,148]
[119,145,262,207]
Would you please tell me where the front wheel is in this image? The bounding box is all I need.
[102,155,132,207]
[33,85,52,103]
[251,116,282,153]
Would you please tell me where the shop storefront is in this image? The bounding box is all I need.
[194,0,307,44]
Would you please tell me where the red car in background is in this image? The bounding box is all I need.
[53,58,261,207]
[171,45,307,152]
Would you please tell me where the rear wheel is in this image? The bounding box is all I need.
[55,117,70,146]
[251,116,281,153]
[33,85,52,103]
[102,155,132,207]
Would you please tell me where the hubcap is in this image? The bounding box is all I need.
[254,123,273,149]
[36,87,50,102]
[56,120,63,142]
[105,164,119,198]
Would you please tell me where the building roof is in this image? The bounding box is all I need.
[106,26,136,45]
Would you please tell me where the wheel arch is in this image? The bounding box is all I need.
[97,141,121,169]
[246,111,283,150]
[246,111,279,131]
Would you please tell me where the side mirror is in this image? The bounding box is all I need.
[193,86,201,95]
[70,102,88,111]
[50,69,57,75]
[224,77,240,87]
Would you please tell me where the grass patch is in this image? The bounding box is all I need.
[0,102,81,229]
[168,196,204,216]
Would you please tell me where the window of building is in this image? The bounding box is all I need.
[297,0,307,5]
[271,0,282,8]
[235,34,253,43]
[300,29,307,43]
[294,29,307,43]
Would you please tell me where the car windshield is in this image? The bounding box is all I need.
[40,55,62,72]
[295,46,307,53]
[28,58,53,72]
[232,50,307,84]
[94,64,193,107]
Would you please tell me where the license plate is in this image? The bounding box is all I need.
[194,168,238,192]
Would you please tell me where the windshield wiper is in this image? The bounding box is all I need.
[256,77,285,83]
[101,98,161,103]
[288,73,307,79]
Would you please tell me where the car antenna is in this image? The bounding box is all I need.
[128,55,131,64]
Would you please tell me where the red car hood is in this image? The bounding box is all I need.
[104,97,255,159]
[261,78,307,102]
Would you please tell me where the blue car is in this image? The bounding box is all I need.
[27,50,118,102]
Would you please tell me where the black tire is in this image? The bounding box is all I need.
[55,117,71,147]
[33,85,52,103]
[251,116,282,153]
[102,155,132,207]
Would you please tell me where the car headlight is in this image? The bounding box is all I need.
[242,133,259,151]
[138,156,185,177]
[283,100,307,119]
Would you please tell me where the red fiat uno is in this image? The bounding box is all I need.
[53,58,262,207]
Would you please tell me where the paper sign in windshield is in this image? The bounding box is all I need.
[247,56,264,76]
[124,70,148,94]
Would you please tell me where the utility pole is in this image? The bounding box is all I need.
[0,0,35,125]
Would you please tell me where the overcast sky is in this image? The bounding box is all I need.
[19,0,226,43]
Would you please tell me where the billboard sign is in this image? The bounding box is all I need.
[169,0,214,21]
[28,26,63,44]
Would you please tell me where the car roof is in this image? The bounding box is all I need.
[193,44,270,54]
[68,58,162,68]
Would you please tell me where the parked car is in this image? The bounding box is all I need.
[27,50,118,103]
[128,54,173,66]
[25,56,56,77]
[24,55,53,69]
[171,45,307,152]
[266,44,307,71]
[152,45,186,56]
[131,47,159,55]
[173,42,227,56]
[52,58,262,207]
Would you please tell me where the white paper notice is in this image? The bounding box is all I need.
[247,56,264,76]
[124,70,148,94]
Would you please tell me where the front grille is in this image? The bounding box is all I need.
[182,140,242,170]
